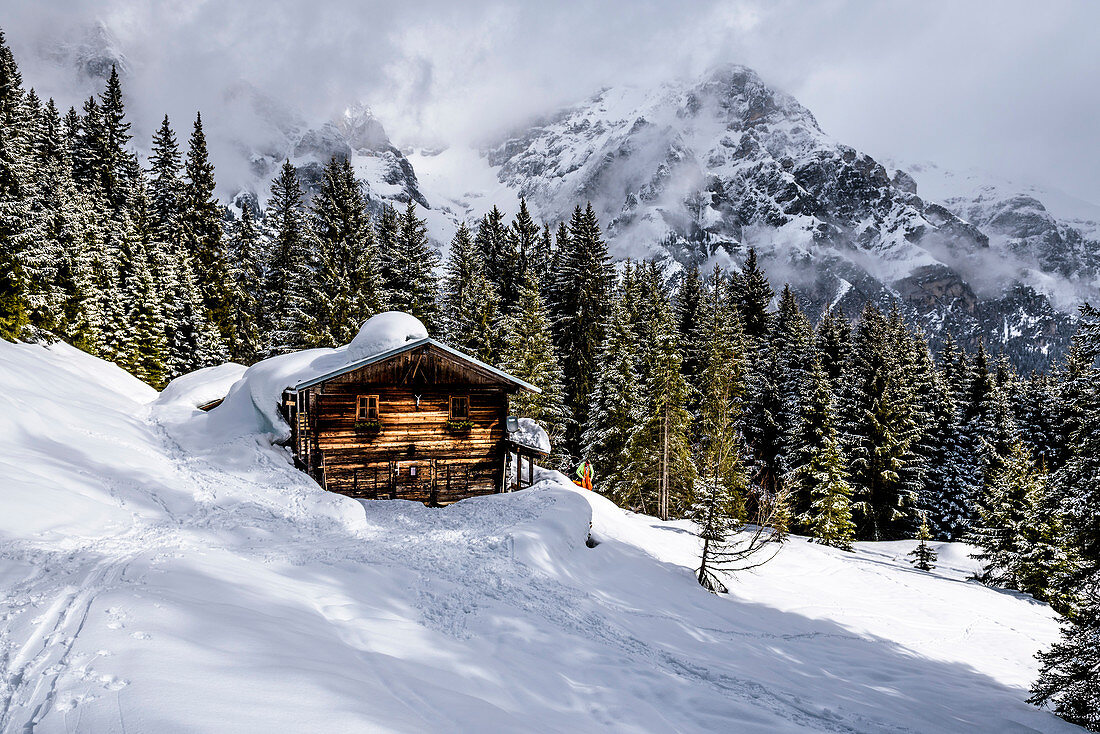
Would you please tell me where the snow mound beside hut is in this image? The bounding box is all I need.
[154,363,247,411]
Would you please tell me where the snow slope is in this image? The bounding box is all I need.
[0,340,1081,733]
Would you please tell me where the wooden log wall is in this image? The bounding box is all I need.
[291,346,513,504]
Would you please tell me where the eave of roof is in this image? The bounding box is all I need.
[290,337,541,394]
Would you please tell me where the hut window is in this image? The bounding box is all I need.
[450,395,470,420]
[357,395,379,421]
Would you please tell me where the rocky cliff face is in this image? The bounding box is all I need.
[485,65,1087,367]
[221,86,428,215]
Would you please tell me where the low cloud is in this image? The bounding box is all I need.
[4,0,1099,204]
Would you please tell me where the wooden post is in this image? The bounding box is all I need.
[429,459,438,507]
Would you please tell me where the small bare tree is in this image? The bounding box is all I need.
[690,267,783,593]
[694,480,787,593]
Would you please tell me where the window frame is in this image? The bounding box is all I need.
[449,395,470,421]
[356,394,379,422]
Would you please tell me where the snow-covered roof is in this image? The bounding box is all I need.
[292,337,541,394]
[507,417,551,454]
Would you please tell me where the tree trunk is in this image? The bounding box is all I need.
[660,409,669,520]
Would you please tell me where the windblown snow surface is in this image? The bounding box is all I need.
[0,340,1082,733]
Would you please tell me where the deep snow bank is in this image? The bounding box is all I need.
[0,340,1082,733]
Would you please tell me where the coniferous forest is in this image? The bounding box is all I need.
[1,30,1098,729]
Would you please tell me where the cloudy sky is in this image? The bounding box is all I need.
[6,0,1099,202]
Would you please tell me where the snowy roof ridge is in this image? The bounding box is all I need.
[291,337,541,394]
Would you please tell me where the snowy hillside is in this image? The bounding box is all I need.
[0,339,1080,733]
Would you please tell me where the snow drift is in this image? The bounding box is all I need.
[0,339,1082,733]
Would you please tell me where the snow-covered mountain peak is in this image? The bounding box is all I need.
[478,64,1100,366]
[45,20,129,81]
[336,103,392,154]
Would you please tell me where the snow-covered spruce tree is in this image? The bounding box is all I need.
[938,332,969,402]
[65,66,136,223]
[508,199,541,293]
[743,287,820,513]
[14,95,55,338]
[119,238,167,386]
[692,264,748,499]
[147,115,184,247]
[968,440,1034,588]
[690,266,750,589]
[389,201,439,331]
[375,202,400,311]
[816,307,851,384]
[919,368,963,540]
[548,203,614,457]
[500,272,571,468]
[1029,572,1100,731]
[675,263,705,396]
[625,266,695,520]
[441,222,500,364]
[582,278,640,506]
[1052,304,1100,584]
[838,304,923,541]
[225,202,264,364]
[0,31,35,339]
[970,440,1080,611]
[788,362,855,549]
[908,514,937,571]
[78,72,144,360]
[771,285,819,485]
[1053,340,1093,473]
[113,175,169,385]
[159,242,224,377]
[14,91,54,337]
[533,223,553,298]
[181,112,230,342]
[307,155,382,347]
[92,209,140,366]
[893,314,936,535]
[1018,474,1081,615]
[476,205,519,316]
[962,345,1021,533]
[727,247,773,356]
[742,347,784,501]
[262,160,310,356]
[25,96,94,341]
[1013,371,1060,472]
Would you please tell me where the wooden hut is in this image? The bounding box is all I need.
[280,337,547,505]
